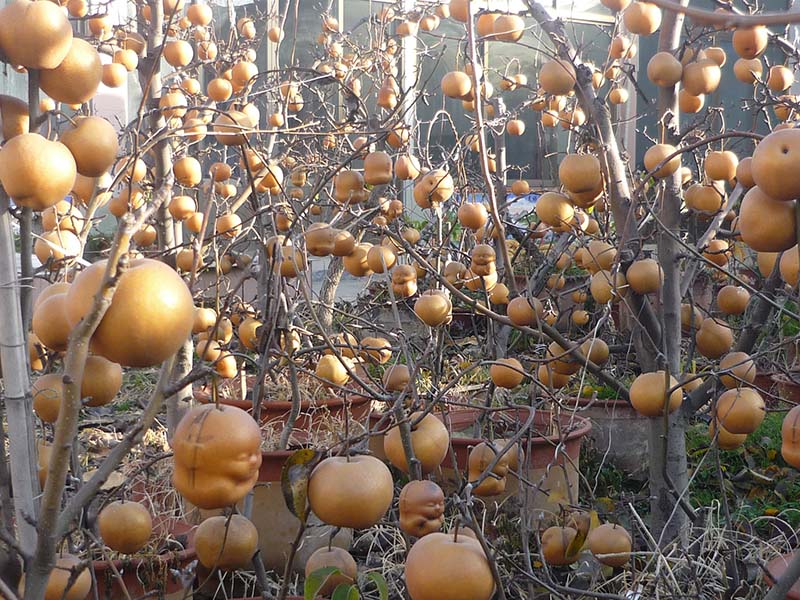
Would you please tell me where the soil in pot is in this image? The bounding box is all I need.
[193,374,371,432]
[449,309,488,338]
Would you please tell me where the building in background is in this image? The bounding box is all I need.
[1,0,791,179]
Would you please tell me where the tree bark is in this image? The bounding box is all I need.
[146,0,176,259]
[318,256,344,334]
[143,0,185,438]
[650,0,691,544]
[25,215,140,600]
[167,339,193,438]
[0,396,21,591]
[523,0,692,542]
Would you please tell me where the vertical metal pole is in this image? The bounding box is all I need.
[0,190,39,556]
[617,20,637,159]
[400,0,418,215]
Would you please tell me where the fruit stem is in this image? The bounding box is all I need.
[212,374,219,410]
[344,391,350,459]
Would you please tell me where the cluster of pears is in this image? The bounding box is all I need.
[200,299,265,363]
[0,0,103,107]
[541,512,632,570]
[306,406,496,600]
[311,333,395,388]
[29,258,194,430]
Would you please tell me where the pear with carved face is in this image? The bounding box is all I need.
[399,480,445,537]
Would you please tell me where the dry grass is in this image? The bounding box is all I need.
[260,412,368,452]
[482,500,786,599]
[207,371,335,404]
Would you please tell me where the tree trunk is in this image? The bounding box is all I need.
[318,257,344,333]
[650,0,691,544]
[138,0,175,260]
[143,0,185,437]
[167,339,193,438]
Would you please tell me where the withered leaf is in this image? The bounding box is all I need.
[281,448,319,524]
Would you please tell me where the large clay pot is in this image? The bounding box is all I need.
[368,409,392,460]
[372,407,589,519]
[92,520,196,600]
[187,449,353,576]
[566,396,648,477]
[370,302,428,340]
[439,408,590,520]
[251,450,352,573]
[193,375,371,432]
[754,370,779,404]
[773,373,800,405]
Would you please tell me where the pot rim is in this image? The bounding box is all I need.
[444,408,592,447]
[372,406,592,445]
[262,449,296,460]
[258,448,307,482]
[772,372,800,386]
[194,387,373,410]
[569,395,630,408]
[92,546,196,573]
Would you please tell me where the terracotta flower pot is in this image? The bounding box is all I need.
[438,408,590,517]
[367,409,394,460]
[193,375,371,431]
[249,450,352,573]
[372,406,589,517]
[773,373,800,405]
[565,396,648,477]
[92,520,196,600]
[754,370,779,404]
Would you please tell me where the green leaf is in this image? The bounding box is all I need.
[304,566,340,600]
[282,448,320,524]
[331,584,359,600]
[365,572,389,600]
